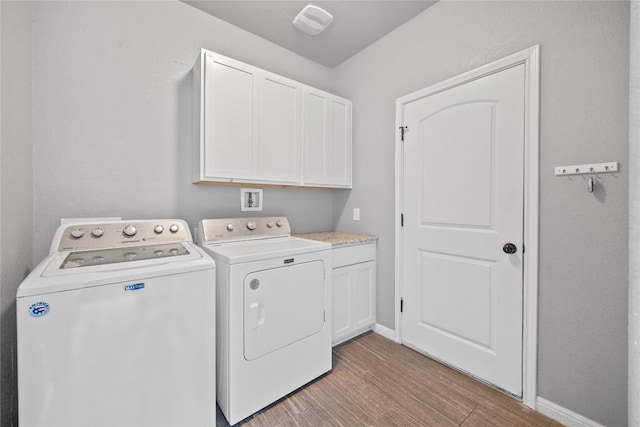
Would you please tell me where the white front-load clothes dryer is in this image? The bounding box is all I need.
[198,217,332,426]
[16,219,216,427]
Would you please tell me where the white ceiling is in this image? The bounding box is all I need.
[182,1,437,68]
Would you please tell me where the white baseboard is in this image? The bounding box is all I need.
[372,323,395,340]
[536,397,606,427]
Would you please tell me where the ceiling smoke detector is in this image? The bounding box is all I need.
[292,5,333,36]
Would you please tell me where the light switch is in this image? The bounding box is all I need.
[353,208,360,221]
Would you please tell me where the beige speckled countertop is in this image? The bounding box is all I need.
[294,231,377,247]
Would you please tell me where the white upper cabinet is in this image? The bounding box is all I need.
[193,49,351,188]
[302,89,352,188]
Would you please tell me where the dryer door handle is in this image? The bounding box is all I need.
[249,302,266,329]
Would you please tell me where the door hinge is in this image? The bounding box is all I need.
[399,126,408,141]
[401,213,404,227]
[522,244,525,254]
[400,298,404,313]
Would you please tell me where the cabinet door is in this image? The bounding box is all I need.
[332,267,352,341]
[257,74,301,183]
[302,88,352,188]
[352,261,375,329]
[330,99,352,187]
[203,53,257,180]
[302,89,330,184]
[332,260,376,345]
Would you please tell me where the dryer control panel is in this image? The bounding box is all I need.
[56,220,190,252]
[200,216,291,243]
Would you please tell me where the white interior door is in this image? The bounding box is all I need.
[400,64,525,395]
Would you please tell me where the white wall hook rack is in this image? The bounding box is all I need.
[554,161,618,176]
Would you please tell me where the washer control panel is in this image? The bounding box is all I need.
[200,216,291,242]
[57,220,189,252]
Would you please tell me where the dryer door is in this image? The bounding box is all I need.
[244,260,325,360]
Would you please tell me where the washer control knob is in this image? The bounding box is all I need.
[247,221,257,231]
[266,221,274,228]
[276,220,284,228]
[70,228,85,239]
[154,225,164,234]
[122,224,137,237]
[91,228,104,238]
[226,224,235,231]
[169,224,179,233]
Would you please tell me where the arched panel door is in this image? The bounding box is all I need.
[401,64,525,396]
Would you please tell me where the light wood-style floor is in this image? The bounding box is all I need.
[216,332,561,426]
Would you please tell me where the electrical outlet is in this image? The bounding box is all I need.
[353,208,360,221]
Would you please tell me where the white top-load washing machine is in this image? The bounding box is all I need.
[17,219,216,427]
[198,216,332,425]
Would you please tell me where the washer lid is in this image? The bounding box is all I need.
[58,243,190,270]
[17,242,215,298]
[200,237,330,264]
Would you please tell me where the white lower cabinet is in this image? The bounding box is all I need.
[332,243,376,345]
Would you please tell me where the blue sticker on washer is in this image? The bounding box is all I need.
[28,302,50,317]
[124,282,145,291]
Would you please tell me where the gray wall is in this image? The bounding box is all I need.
[629,2,639,426]
[332,1,629,426]
[31,1,338,264]
[3,1,338,424]
[0,1,34,424]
